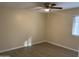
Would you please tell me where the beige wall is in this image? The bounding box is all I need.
[46,8,79,51]
[0,7,45,51]
[1,6,79,52]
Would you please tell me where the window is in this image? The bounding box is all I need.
[72,16,79,36]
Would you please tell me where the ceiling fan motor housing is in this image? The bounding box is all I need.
[44,3,56,8]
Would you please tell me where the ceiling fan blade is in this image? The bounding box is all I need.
[51,7,63,9]
[33,7,44,10]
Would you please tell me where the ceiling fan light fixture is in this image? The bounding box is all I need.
[44,8,50,12]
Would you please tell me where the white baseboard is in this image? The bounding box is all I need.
[46,40,78,52]
[0,40,44,53]
[32,40,44,45]
[0,46,24,53]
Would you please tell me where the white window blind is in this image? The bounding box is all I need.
[72,16,79,36]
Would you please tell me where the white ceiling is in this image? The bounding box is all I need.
[56,2,79,9]
[0,2,79,9]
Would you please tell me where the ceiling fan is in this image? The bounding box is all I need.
[33,3,63,12]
